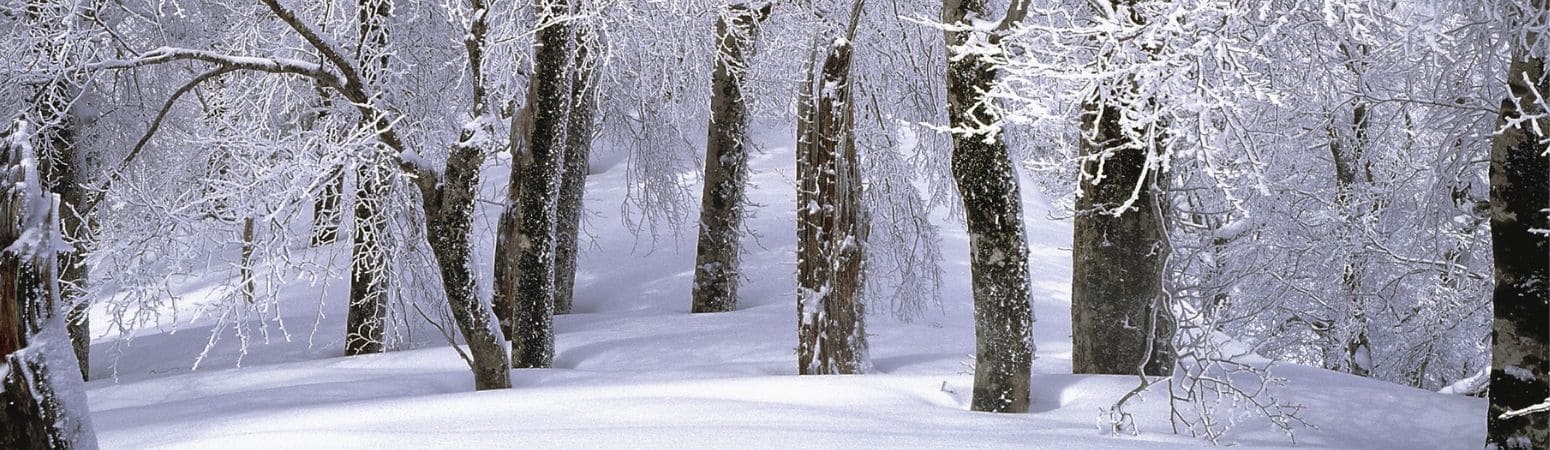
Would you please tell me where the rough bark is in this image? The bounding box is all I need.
[412,0,513,390]
[344,0,393,356]
[345,159,389,355]
[0,119,99,449]
[690,3,770,314]
[797,34,869,375]
[1070,92,1175,377]
[494,81,539,339]
[553,26,598,316]
[1486,23,1550,448]
[943,0,1034,413]
[425,134,512,390]
[510,0,574,368]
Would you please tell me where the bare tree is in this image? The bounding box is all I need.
[942,0,1034,414]
[689,3,771,314]
[508,0,575,368]
[553,23,600,316]
[796,2,869,374]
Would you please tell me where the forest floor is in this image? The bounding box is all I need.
[81,124,1483,449]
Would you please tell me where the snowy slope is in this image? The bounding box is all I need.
[82,124,1484,449]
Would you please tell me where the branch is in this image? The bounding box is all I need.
[89,47,345,90]
[78,66,234,215]
[257,0,367,95]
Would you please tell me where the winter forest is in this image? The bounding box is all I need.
[0,0,1547,448]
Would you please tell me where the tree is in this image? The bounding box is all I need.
[0,118,98,449]
[553,24,600,316]
[690,2,771,314]
[1486,1,1550,445]
[509,0,575,369]
[942,0,1034,414]
[1067,0,1175,377]
[344,0,394,356]
[796,2,869,375]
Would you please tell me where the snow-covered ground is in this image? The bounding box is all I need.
[82,125,1484,448]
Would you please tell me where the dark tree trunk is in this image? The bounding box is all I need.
[797,34,868,375]
[0,120,98,450]
[345,160,389,355]
[425,135,512,391]
[345,0,393,356]
[311,166,344,246]
[943,0,1034,414]
[494,81,538,339]
[689,4,769,314]
[1487,25,1550,448]
[1070,92,1175,377]
[553,25,598,316]
[510,0,574,368]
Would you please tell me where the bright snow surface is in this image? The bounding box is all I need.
[82,124,1483,449]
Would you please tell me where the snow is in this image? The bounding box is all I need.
[81,123,1483,448]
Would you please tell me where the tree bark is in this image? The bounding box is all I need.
[0,119,99,450]
[510,0,574,368]
[553,25,598,316]
[1070,91,1175,377]
[344,0,394,356]
[943,0,1034,413]
[690,4,770,314]
[797,33,869,375]
[1487,18,1550,447]
[494,81,539,339]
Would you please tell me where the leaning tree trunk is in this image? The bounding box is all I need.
[1070,89,1175,377]
[943,0,1034,414]
[424,123,513,391]
[509,0,574,368]
[796,29,868,375]
[552,25,598,316]
[689,3,770,314]
[1486,23,1550,448]
[0,119,99,450]
[344,0,394,356]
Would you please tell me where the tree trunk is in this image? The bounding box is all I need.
[345,160,389,355]
[1070,90,1175,377]
[797,35,868,375]
[1486,22,1550,448]
[553,25,598,316]
[425,135,512,390]
[311,166,344,246]
[690,4,769,314]
[0,119,99,450]
[510,0,574,368]
[345,0,393,356]
[494,81,539,339]
[943,0,1034,414]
